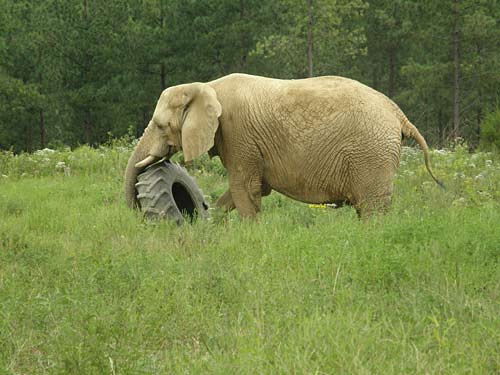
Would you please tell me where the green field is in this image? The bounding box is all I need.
[1,145,499,374]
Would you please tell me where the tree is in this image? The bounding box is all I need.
[307,0,314,77]
[0,1,56,152]
[251,0,367,79]
[0,0,498,151]
[461,2,500,144]
[362,0,415,96]
[399,0,499,145]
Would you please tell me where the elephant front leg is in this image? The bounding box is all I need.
[229,173,265,219]
[215,189,236,212]
[216,181,271,215]
[230,187,259,218]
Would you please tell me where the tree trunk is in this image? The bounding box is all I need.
[475,106,482,148]
[159,3,166,90]
[25,123,33,152]
[84,110,93,145]
[306,0,314,77]
[39,109,46,149]
[452,0,460,139]
[239,0,247,69]
[37,48,45,149]
[160,62,166,90]
[141,109,149,137]
[438,108,445,148]
[475,43,482,146]
[82,0,93,145]
[372,64,379,91]
[388,48,396,98]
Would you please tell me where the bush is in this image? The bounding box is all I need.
[480,107,500,150]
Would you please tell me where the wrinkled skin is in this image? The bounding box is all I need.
[125,74,441,218]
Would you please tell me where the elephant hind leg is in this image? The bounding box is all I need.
[351,178,394,220]
[355,192,392,220]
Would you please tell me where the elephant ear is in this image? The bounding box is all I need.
[181,84,222,162]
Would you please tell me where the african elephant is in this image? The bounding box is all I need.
[124,73,441,218]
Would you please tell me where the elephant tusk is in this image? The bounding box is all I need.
[135,155,160,169]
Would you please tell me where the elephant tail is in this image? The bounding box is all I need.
[401,118,445,189]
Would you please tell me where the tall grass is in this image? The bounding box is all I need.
[0,144,499,374]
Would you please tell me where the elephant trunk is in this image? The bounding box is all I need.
[124,131,157,208]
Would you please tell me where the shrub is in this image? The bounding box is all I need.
[480,107,500,150]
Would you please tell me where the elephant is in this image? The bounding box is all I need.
[124,73,442,219]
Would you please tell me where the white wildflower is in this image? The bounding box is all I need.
[35,148,55,155]
[1,174,8,178]
[485,160,492,167]
[468,163,476,168]
[475,173,484,181]
[55,161,71,176]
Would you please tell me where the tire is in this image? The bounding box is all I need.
[135,161,209,224]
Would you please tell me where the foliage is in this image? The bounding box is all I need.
[250,0,367,78]
[480,107,500,150]
[397,0,500,146]
[0,144,132,179]
[1,0,499,152]
[0,144,499,373]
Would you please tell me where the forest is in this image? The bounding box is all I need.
[0,0,499,153]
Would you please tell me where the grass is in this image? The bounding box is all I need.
[0,144,499,374]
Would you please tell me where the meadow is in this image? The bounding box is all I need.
[0,142,499,374]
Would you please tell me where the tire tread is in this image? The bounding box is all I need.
[135,161,209,223]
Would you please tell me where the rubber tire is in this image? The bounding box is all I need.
[135,161,209,224]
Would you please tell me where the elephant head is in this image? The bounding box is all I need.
[124,82,222,208]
